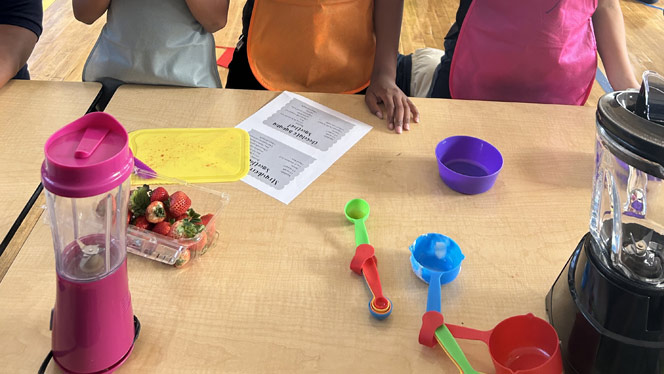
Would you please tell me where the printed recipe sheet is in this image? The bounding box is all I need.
[236,92,372,204]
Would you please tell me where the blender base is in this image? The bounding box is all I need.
[39,316,141,374]
[546,233,664,374]
[53,344,134,374]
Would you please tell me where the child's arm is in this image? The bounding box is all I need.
[72,0,110,24]
[365,0,419,134]
[592,0,640,90]
[0,24,38,88]
[185,0,229,33]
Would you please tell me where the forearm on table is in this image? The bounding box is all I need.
[72,0,110,24]
[372,0,404,80]
[592,0,640,90]
[185,0,230,33]
[0,25,38,89]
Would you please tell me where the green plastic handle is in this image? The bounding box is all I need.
[435,325,482,374]
[354,220,369,246]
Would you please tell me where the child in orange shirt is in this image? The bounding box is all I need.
[226,0,419,134]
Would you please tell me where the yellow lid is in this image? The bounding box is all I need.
[129,128,250,183]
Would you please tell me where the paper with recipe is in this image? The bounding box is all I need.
[236,91,372,204]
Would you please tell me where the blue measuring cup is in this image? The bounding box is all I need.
[410,233,464,312]
[410,233,478,373]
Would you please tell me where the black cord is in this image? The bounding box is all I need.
[37,351,52,374]
[133,315,141,342]
[38,315,141,374]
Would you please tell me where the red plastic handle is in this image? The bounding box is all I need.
[362,257,390,311]
[350,244,375,275]
[446,323,493,345]
[350,244,389,311]
[419,310,445,347]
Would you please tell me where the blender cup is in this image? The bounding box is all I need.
[590,71,664,284]
[547,71,664,374]
[42,112,137,373]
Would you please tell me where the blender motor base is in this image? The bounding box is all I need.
[39,315,141,374]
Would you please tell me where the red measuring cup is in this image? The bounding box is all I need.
[446,314,563,374]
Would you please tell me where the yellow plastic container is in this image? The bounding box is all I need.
[128,128,250,184]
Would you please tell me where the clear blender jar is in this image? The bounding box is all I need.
[591,70,664,286]
[547,71,664,374]
[42,112,137,374]
[46,180,130,281]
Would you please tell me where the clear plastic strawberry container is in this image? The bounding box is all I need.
[126,169,229,267]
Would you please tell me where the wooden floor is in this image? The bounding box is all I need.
[28,0,664,107]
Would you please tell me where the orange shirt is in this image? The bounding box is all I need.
[246,0,376,93]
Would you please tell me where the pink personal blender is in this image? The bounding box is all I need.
[41,112,137,373]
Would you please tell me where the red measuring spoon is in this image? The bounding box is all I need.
[350,244,392,319]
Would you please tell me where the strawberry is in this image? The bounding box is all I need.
[175,213,189,221]
[145,201,166,223]
[200,214,214,227]
[199,214,215,242]
[165,210,177,223]
[129,184,151,216]
[150,187,169,202]
[187,208,201,224]
[169,219,204,239]
[152,221,171,236]
[169,220,186,238]
[187,231,208,252]
[168,191,191,217]
[133,216,151,230]
[174,249,191,268]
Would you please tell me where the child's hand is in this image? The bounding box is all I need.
[365,75,420,134]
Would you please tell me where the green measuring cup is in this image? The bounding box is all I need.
[344,199,370,246]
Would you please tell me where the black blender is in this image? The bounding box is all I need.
[547,71,664,373]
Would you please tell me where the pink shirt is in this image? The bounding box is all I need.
[450,0,598,105]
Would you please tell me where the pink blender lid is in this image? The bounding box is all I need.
[41,112,134,198]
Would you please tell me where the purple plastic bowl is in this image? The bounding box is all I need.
[435,136,503,195]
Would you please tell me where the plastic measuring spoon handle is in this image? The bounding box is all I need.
[435,325,483,374]
[426,271,443,312]
[419,312,482,374]
[350,244,375,275]
[362,257,387,306]
[354,220,369,246]
[419,310,445,347]
[350,244,392,318]
[350,244,388,308]
[446,323,493,345]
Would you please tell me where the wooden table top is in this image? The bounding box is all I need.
[0,80,101,279]
[0,85,597,373]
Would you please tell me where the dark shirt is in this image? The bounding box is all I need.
[430,0,472,98]
[240,0,253,40]
[442,0,471,65]
[0,0,43,80]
